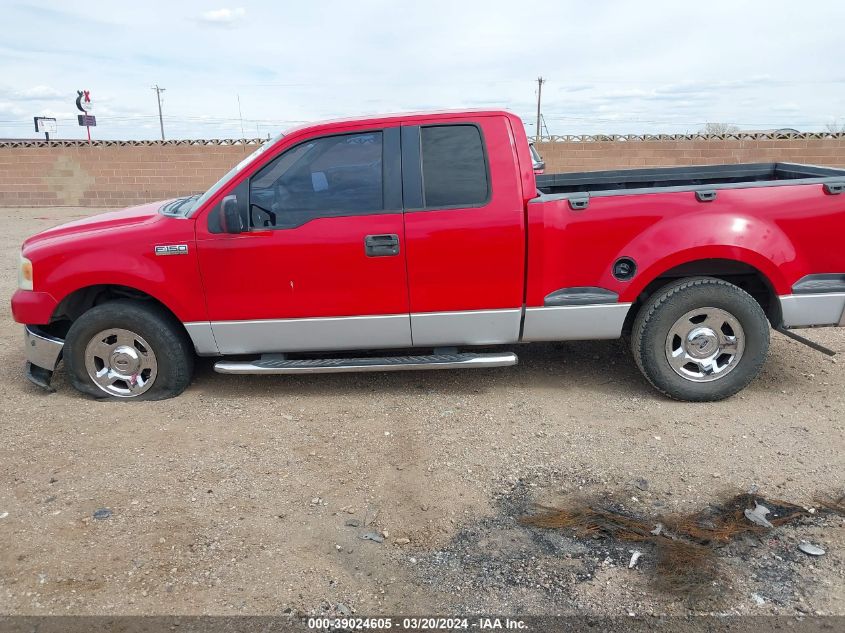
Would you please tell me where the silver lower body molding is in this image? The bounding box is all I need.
[214,351,518,375]
[204,314,412,355]
[184,321,219,356]
[779,293,845,328]
[521,303,632,342]
[410,309,522,346]
[189,303,634,358]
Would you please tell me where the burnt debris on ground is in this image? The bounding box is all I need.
[520,491,844,603]
[409,475,842,613]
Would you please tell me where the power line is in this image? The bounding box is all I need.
[230,77,845,88]
[0,111,838,129]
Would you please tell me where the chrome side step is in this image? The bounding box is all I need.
[214,351,518,375]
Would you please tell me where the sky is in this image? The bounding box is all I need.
[1,0,843,140]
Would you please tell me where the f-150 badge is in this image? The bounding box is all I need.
[154,244,188,256]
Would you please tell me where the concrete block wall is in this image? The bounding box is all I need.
[0,142,258,207]
[1,135,844,207]
[533,137,845,173]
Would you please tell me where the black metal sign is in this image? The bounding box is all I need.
[75,90,93,113]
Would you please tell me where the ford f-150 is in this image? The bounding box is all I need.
[11,110,845,401]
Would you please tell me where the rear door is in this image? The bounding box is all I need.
[401,117,526,346]
[195,126,411,354]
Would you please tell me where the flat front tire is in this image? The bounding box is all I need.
[64,300,194,400]
[631,277,770,401]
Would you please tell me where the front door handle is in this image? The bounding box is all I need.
[364,234,400,257]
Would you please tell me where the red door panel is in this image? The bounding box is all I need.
[403,208,525,312]
[402,116,526,313]
[196,214,409,321]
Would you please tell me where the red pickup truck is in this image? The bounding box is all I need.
[11,110,845,402]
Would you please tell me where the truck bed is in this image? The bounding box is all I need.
[536,162,845,196]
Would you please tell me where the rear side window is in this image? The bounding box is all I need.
[420,125,489,208]
[249,131,383,229]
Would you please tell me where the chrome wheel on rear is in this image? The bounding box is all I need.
[664,307,745,382]
[84,328,158,398]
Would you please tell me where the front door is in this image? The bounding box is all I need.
[195,127,411,355]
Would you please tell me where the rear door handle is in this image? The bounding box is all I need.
[364,234,400,257]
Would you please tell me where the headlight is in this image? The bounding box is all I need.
[18,252,33,291]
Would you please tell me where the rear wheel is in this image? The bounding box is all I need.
[631,277,770,401]
[64,300,194,400]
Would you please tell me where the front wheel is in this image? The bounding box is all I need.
[64,300,194,400]
[631,277,770,401]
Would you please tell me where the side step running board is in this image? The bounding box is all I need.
[214,352,518,375]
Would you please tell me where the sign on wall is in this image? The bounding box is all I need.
[33,117,57,134]
[75,90,96,140]
[75,90,94,113]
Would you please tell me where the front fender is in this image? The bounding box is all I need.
[43,250,207,324]
[21,216,207,324]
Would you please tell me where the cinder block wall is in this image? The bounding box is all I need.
[0,142,259,207]
[1,136,844,207]
[534,137,845,173]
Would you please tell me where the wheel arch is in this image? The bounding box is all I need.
[622,257,781,335]
[47,284,191,341]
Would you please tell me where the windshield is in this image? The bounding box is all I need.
[181,132,285,215]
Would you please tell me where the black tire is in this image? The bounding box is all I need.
[631,277,770,402]
[64,300,194,401]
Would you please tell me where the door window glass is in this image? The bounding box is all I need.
[249,132,383,228]
[420,125,489,208]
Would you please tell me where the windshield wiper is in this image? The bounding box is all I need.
[161,195,200,216]
[160,199,182,214]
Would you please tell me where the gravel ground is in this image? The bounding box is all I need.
[0,207,843,617]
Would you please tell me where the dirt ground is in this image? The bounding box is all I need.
[0,207,843,617]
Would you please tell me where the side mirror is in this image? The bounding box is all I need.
[220,195,243,234]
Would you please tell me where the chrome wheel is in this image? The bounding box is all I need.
[84,328,158,398]
[664,307,745,382]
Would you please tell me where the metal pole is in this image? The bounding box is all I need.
[535,77,545,140]
[237,94,245,140]
[153,85,166,140]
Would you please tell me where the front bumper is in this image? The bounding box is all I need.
[11,289,59,325]
[25,325,64,370]
[23,325,64,391]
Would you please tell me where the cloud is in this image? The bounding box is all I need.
[198,7,246,27]
[4,85,63,101]
[1,1,844,139]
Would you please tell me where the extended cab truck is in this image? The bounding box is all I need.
[11,110,845,401]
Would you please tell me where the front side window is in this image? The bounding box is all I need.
[191,132,284,216]
[420,125,489,208]
[249,131,383,229]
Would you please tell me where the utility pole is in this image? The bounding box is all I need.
[152,84,166,140]
[535,77,545,140]
[237,94,245,139]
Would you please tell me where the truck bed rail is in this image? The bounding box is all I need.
[536,162,845,196]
